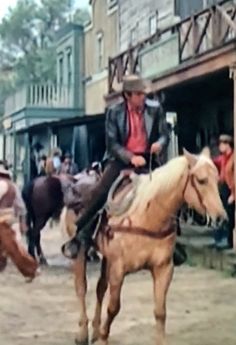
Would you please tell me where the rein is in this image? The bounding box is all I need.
[104,222,176,240]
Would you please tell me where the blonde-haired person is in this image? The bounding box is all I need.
[45,148,62,175]
[213,134,234,248]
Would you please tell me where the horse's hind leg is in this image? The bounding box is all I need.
[99,262,124,344]
[27,226,36,259]
[151,263,174,345]
[28,216,49,264]
[74,247,89,345]
[36,232,47,266]
[92,258,108,343]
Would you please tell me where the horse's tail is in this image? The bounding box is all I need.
[22,180,35,229]
[60,206,78,240]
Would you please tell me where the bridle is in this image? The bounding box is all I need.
[185,169,207,215]
[98,162,207,241]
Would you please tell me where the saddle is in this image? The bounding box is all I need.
[106,170,140,217]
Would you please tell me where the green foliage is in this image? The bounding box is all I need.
[73,7,91,25]
[0,0,90,116]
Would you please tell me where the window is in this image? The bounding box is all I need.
[58,54,64,85]
[107,0,117,10]
[67,48,72,87]
[175,0,203,19]
[149,14,157,35]
[97,32,104,72]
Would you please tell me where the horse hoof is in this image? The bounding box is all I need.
[97,340,108,345]
[75,338,89,345]
[91,332,99,344]
[39,256,48,266]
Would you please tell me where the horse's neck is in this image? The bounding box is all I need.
[150,159,188,223]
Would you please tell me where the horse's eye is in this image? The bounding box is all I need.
[197,178,208,185]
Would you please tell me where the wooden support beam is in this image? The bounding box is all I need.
[180,21,193,57]
[195,13,212,54]
[216,4,236,33]
[222,8,236,42]
[192,16,200,56]
[229,62,236,250]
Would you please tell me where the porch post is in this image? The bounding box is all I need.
[230,63,236,250]
[13,129,17,182]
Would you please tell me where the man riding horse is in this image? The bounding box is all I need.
[62,74,170,259]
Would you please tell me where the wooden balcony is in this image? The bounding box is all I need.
[4,83,74,117]
[108,0,236,96]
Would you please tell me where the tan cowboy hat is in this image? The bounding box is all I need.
[120,74,152,94]
[219,134,233,143]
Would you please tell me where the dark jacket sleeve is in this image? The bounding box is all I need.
[105,106,133,165]
[156,105,170,149]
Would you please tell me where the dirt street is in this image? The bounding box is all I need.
[0,226,235,345]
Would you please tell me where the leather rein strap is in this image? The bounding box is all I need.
[104,222,176,240]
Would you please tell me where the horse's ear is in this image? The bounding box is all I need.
[201,146,211,158]
[183,148,197,168]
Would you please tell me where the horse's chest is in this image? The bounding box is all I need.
[101,234,172,272]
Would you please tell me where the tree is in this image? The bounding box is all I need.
[0,0,74,84]
[73,7,91,25]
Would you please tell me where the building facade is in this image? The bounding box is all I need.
[84,0,119,115]
[2,23,97,184]
[108,0,234,150]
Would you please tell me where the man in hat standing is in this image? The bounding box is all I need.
[60,153,79,176]
[213,133,234,248]
[62,74,170,258]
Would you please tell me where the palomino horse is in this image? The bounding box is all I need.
[0,178,38,280]
[61,148,227,345]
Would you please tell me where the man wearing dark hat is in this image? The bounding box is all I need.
[213,133,234,248]
[60,152,78,175]
[62,74,170,258]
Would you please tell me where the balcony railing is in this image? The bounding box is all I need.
[4,83,74,116]
[108,0,236,93]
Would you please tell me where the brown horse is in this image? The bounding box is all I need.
[22,174,75,264]
[61,148,226,345]
[23,165,101,264]
[0,178,38,280]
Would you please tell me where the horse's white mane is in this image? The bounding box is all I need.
[134,156,188,205]
[120,153,215,217]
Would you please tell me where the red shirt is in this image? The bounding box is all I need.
[125,104,147,153]
[213,151,233,183]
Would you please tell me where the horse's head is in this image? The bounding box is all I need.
[183,147,227,224]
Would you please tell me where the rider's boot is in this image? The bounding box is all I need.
[61,237,81,259]
[61,220,94,259]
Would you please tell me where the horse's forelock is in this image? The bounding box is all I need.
[195,154,216,171]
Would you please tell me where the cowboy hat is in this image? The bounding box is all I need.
[122,74,152,94]
[219,134,233,143]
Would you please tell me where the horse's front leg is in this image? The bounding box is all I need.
[74,247,89,345]
[151,262,174,345]
[92,258,108,343]
[99,262,124,344]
